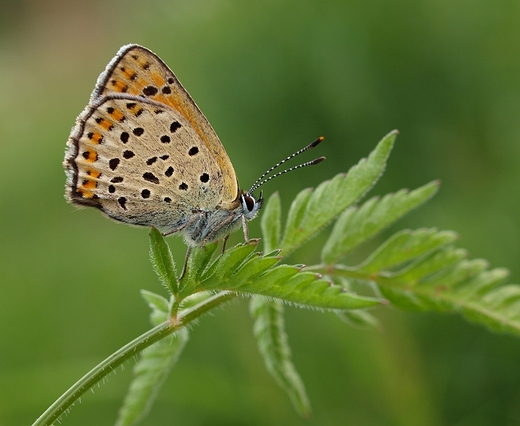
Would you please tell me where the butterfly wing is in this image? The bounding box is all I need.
[64,45,242,234]
[64,93,237,234]
[91,44,239,207]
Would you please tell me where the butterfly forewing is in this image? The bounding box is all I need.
[91,44,239,205]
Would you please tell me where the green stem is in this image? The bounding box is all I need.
[32,291,236,426]
[170,298,181,319]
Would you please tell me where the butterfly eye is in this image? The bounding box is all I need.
[243,193,255,211]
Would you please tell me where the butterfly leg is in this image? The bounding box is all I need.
[242,215,249,243]
[202,214,237,245]
[221,235,229,253]
[162,222,188,236]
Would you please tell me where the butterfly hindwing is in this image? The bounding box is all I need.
[65,95,232,232]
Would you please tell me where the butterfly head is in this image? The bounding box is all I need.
[240,190,263,221]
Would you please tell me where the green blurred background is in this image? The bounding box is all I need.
[1,0,520,424]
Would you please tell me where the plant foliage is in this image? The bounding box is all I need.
[34,130,520,426]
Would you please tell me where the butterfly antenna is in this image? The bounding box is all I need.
[248,136,325,194]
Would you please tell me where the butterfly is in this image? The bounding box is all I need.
[64,44,324,274]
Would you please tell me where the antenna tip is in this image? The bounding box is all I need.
[309,136,325,148]
[311,156,326,165]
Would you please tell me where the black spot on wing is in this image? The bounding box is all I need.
[118,197,127,209]
[143,85,158,96]
[109,158,120,170]
[143,172,160,184]
[170,121,181,133]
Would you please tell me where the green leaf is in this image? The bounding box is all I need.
[281,130,396,255]
[227,254,281,289]
[250,298,311,418]
[377,286,426,311]
[180,241,219,296]
[140,290,169,325]
[280,188,312,253]
[237,264,382,310]
[322,181,440,264]
[325,224,520,333]
[336,309,380,329]
[191,243,382,310]
[179,291,216,310]
[391,246,468,285]
[462,283,520,334]
[454,268,509,298]
[353,228,458,277]
[199,241,260,290]
[115,330,189,426]
[420,258,489,289]
[261,191,282,254]
[149,227,178,295]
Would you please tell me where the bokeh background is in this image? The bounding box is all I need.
[1,0,520,424]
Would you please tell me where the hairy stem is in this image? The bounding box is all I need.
[33,291,236,426]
